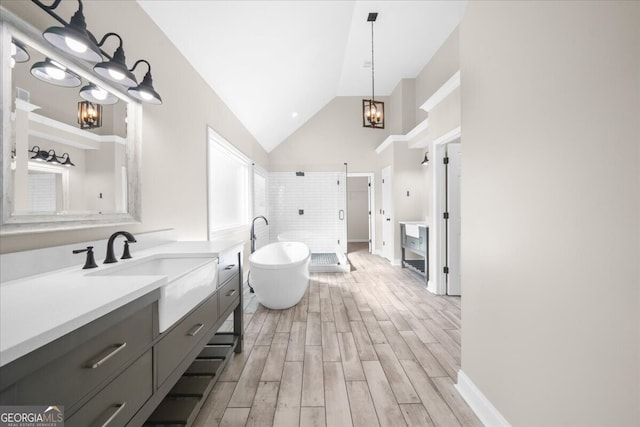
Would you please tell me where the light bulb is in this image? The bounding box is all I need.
[10,42,17,56]
[140,91,154,101]
[10,57,15,68]
[91,87,108,100]
[46,65,66,80]
[108,68,125,81]
[65,36,88,53]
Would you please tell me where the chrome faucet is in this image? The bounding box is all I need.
[250,216,268,253]
[104,231,137,264]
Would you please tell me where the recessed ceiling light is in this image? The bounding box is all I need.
[292,112,298,118]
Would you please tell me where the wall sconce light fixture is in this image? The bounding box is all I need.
[40,0,103,62]
[421,152,429,165]
[78,101,102,129]
[30,58,81,87]
[32,0,162,104]
[58,152,75,167]
[11,39,30,68]
[128,60,162,105]
[93,32,138,87]
[80,82,118,105]
[29,146,75,166]
[29,146,50,161]
[362,12,384,129]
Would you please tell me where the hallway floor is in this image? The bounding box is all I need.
[194,244,481,426]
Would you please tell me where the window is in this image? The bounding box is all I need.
[207,127,251,235]
[253,164,268,218]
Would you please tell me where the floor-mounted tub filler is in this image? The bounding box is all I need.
[249,241,310,309]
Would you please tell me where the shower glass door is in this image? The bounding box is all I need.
[268,170,346,257]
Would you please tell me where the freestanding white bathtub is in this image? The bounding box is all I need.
[249,241,310,310]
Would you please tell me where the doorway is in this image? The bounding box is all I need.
[381,166,393,262]
[432,129,462,296]
[347,173,375,254]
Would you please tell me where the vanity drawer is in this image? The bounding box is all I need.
[156,291,218,385]
[218,250,240,287]
[1,305,153,410]
[66,350,152,427]
[218,274,240,315]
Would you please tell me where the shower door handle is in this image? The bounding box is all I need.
[339,210,345,220]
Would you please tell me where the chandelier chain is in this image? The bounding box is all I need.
[371,20,375,101]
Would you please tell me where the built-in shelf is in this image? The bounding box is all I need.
[14,99,126,150]
[375,118,429,153]
[375,69,461,153]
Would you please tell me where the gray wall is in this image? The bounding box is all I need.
[459,1,639,424]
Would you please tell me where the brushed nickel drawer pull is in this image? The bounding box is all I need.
[224,264,236,270]
[226,289,237,297]
[188,323,205,337]
[101,402,126,427]
[87,342,127,369]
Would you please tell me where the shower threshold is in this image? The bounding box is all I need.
[310,252,350,273]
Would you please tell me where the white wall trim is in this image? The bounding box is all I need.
[455,370,512,427]
[420,70,461,112]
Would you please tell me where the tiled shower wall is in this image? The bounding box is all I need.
[268,172,347,254]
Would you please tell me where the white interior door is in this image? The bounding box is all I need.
[447,143,462,295]
[381,166,393,262]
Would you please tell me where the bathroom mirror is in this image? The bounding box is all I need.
[1,9,142,235]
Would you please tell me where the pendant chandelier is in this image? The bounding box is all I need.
[362,12,384,129]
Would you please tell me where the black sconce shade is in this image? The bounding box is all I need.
[93,33,138,87]
[128,60,162,105]
[421,152,429,165]
[42,0,103,62]
[80,83,118,105]
[31,58,81,87]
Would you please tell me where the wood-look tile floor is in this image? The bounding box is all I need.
[194,244,482,427]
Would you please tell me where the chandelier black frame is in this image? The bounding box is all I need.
[362,12,384,129]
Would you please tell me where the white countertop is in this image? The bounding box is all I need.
[399,220,428,227]
[0,240,243,367]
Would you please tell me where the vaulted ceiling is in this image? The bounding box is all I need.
[138,1,467,152]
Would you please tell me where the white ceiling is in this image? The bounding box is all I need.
[137,1,467,152]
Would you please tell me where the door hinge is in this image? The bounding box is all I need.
[382,178,385,183]
[338,239,340,244]
[337,180,340,185]
[369,211,371,215]
[443,157,449,165]
[368,182,371,187]
[443,212,449,219]
[444,266,450,274]
[383,241,386,246]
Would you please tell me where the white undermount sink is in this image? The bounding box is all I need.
[89,255,219,332]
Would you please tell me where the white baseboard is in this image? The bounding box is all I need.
[455,370,512,427]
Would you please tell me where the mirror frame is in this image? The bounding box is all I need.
[0,8,142,235]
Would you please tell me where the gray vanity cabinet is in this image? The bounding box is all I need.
[0,246,244,427]
[156,291,219,386]
[0,292,159,420]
